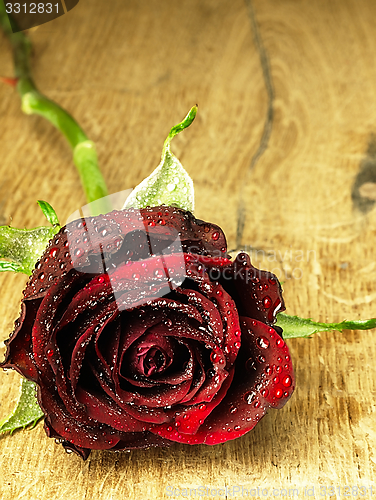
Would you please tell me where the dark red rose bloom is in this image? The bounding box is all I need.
[1,206,294,459]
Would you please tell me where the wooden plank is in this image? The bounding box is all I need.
[0,0,375,498]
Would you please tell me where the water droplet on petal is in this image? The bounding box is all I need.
[256,336,270,349]
[263,296,272,308]
[275,388,283,398]
[265,365,272,375]
[276,338,285,348]
[49,247,59,258]
[74,248,84,257]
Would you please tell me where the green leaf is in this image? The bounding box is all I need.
[123,106,197,212]
[276,312,376,339]
[0,261,24,273]
[37,200,59,226]
[0,378,43,434]
[0,225,60,275]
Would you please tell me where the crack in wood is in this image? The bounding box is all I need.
[236,0,275,250]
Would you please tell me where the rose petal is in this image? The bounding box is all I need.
[150,369,234,438]
[36,380,121,451]
[180,319,295,444]
[23,207,228,300]
[0,301,40,381]
[75,388,151,433]
[221,253,285,325]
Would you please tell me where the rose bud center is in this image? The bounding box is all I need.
[141,347,167,376]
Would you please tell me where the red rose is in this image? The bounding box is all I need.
[1,206,294,459]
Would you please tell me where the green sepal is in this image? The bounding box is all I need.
[276,312,376,339]
[0,225,60,275]
[0,378,43,434]
[37,200,60,226]
[123,106,197,212]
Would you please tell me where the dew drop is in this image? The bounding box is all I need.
[257,355,266,364]
[276,338,285,348]
[256,336,270,349]
[275,388,283,398]
[49,247,59,258]
[282,375,292,387]
[230,406,238,414]
[245,359,256,371]
[265,365,272,375]
[74,248,84,257]
[244,391,255,404]
[212,231,220,241]
[263,296,272,308]
[210,352,219,363]
[261,388,269,397]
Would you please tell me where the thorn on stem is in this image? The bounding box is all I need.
[0,76,18,87]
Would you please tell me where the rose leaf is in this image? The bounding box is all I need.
[0,224,60,275]
[37,200,60,227]
[0,378,43,434]
[123,106,197,212]
[277,312,376,339]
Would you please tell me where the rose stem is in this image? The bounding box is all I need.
[0,5,111,215]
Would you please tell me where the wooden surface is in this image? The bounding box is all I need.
[1,0,376,498]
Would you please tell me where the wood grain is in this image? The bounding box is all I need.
[0,0,376,498]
